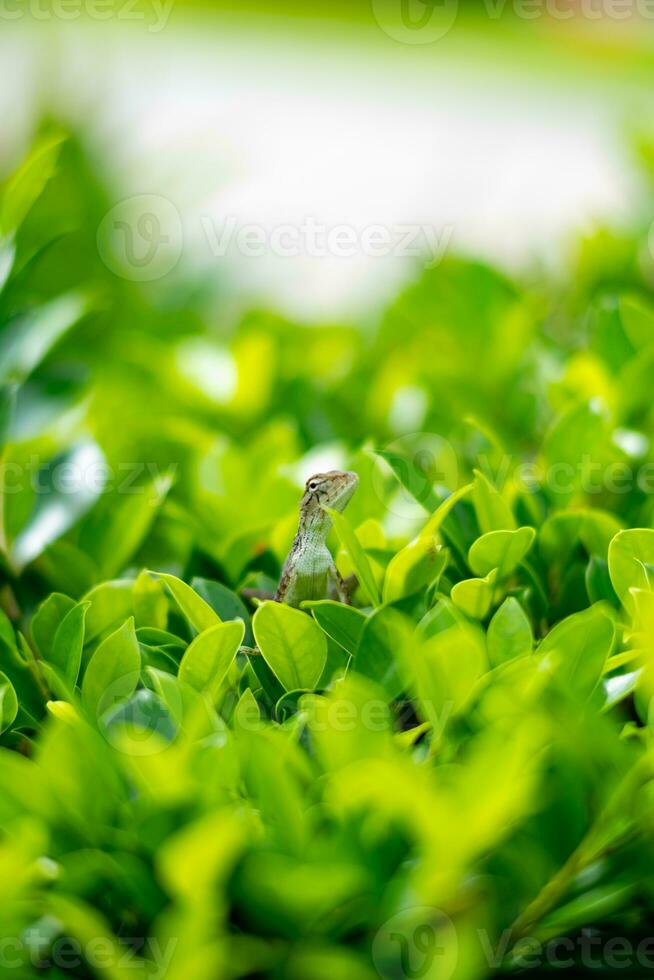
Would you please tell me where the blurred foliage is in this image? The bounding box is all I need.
[2,129,654,978]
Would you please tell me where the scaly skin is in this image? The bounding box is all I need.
[275,470,359,607]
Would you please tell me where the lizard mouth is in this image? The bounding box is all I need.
[329,471,359,512]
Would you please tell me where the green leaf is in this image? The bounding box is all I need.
[82,579,134,643]
[303,599,367,656]
[579,511,624,560]
[541,400,609,504]
[417,596,468,640]
[157,809,250,901]
[0,609,14,653]
[137,627,185,650]
[91,473,173,579]
[10,441,106,572]
[50,600,90,686]
[539,605,615,699]
[373,447,442,512]
[37,540,97,597]
[0,292,90,384]
[0,383,16,452]
[31,592,75,658]
[0,238,15,292]
[487,597,533,667]
[191,577,253,646]
[619,295,654,351]
[145,666,185,727]
[102,688,176,744]
[253,601,327,692]
[468,527,535,577]
[133,570,168,630]
[352,605,413,698]
[82,618,141,718]
[152,572,221,633]
[451,570,497,619]
[234,686,261,729]
[325,507,380,606]
[603,671,639,711]
[383,536,448,603]
[0,132,64,236]
[178,620,245,701]
[539,510,623,566]
[586,556,619,606]
[0,671,18,733]
[0,629,46,724]
[420,481,474,538]
[608,529,654,615]
[406,623,487,732]
[472,470,515,533]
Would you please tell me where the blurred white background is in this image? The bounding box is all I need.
[1,16,649,320]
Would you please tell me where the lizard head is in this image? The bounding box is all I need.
[300,470,359,525]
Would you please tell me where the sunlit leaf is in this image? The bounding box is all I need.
[49,600,89,686]
[253,601,326,692]
[487,597,533,666]
[82,617,141,718]
[0,132,64,236]
[303,599,367,656]
[82,579,134,643]
[178,620,244,701]
[353,605,413,698]
[91,472,174,579]
[383,536,448,603]
[468,527,535,577]
[10,441,106,572]
[608,529,654,615]
[0,671,18,733]
[152,572,221,633]
[451,569,497,619]
[325,507,380,606]
[539,605,615,699]
[0,292,90,384]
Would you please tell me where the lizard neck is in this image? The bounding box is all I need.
[296,509,331,544]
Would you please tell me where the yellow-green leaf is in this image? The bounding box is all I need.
[178,620,245,701]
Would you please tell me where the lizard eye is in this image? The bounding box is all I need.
[308,481,318,492]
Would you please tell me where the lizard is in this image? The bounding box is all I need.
[239,470,359,658]
[274,469,359,607]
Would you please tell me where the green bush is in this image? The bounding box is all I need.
[2,130,654,979]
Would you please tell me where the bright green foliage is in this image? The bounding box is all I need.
[153,572,222,632]
[0,670,18,733]
[468,526,535,577]
[49,599,89,686]
[178,620,244,699]
[487,596,533,666]
[2,131,654,978]
[82,617,141,717]
[254,600,327,690]
[326,505,381,605]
